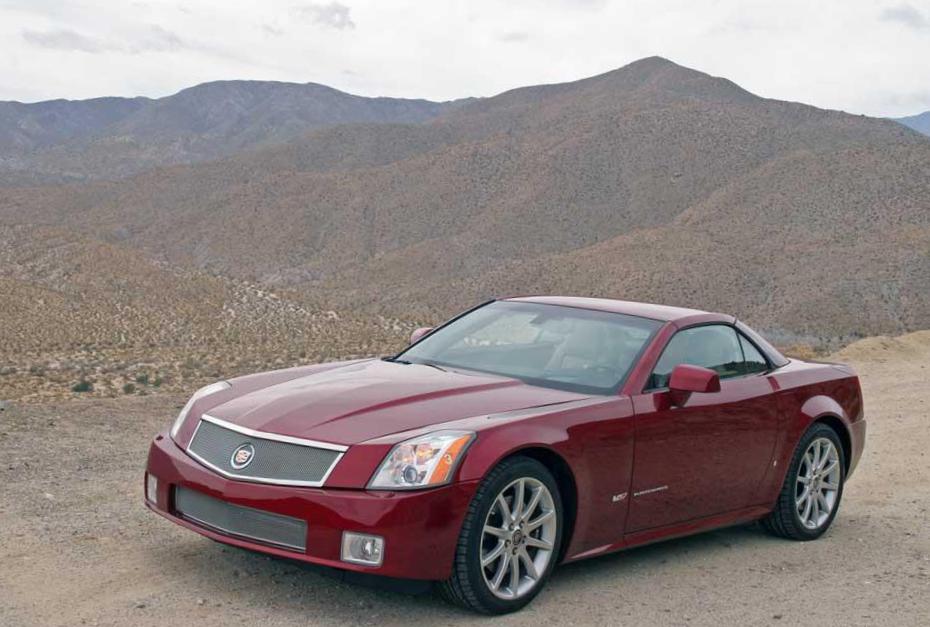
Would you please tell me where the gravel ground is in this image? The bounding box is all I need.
[1,333,928,626]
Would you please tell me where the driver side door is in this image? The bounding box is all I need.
[625,324,778,532]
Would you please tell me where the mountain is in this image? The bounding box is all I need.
[895,111,930,136]
[1,56,928,357]
[0,81,457,184]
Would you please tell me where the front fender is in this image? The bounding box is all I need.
[455,396,636,562]
[457,425,573,483]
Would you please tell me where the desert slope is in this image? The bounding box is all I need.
[0,225,411,402]
[1,57,927,345]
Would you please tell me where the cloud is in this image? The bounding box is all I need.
[552,0,607,9]
[131,25,186,53]
[293,2,355,30]
[22,29,110,53]
[22,25,187,54]
[880,3,929,29]
[499,31,530,43]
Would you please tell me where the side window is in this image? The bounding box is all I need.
[648,325,744,389]
[739,333,769,374]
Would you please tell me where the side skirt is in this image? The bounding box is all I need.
[563,505,772,563]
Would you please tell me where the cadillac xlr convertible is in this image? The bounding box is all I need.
[145,297,865,613]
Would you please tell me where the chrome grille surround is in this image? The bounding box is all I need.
[174,486,307,551]
[186,414,346,487]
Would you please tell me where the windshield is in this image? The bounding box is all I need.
[396,301,662,394]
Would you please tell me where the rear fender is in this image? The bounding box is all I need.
[762,394,853,505]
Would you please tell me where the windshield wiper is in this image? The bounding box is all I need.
[382,356,411,364]
[418,361,448,372]
[381,356,447,372]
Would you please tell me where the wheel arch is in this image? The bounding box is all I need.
[499,446,578,562]
[797,395,853,473]
[811,414,852,473]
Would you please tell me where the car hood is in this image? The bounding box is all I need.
[203,359,590,445]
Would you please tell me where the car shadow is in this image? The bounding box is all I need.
[164,521,780,622]
[549,522,773,585]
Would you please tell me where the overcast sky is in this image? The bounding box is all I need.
[1,0,928,116]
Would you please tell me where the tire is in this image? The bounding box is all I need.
[763,422,846,540]
[439,456,563,614]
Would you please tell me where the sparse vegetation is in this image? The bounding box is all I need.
[71,380,93,393]
[0,226,414,402]
[0,59,926,403]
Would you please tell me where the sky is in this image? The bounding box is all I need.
[0,0,928,117]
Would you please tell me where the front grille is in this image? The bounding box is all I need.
[175,486,307,551]
[187,415,344,487]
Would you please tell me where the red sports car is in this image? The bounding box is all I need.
[145,297,865,613]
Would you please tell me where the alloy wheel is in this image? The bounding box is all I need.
[480,477,558,600]
[795,437,841,530]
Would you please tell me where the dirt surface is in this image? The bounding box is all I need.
[2,332,929,626]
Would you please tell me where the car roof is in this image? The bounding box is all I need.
[503,296,731,324]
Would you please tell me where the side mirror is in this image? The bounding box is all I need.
[668,364,720,406]
[410,327,433,344]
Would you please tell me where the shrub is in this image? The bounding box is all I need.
[135,373,150,385]
[72,380,93,393]
[152,377,163,387]
[123,383,136,394]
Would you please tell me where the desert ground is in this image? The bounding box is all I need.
[2,332,928,627]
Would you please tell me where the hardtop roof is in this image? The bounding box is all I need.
[504,296,731,324]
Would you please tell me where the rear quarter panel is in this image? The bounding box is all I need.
[758,360,865,506]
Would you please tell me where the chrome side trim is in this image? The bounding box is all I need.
[199,414,348,451]
[633,485,669,498]
[184,415,347,488]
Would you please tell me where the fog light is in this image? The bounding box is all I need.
[341,532,384,566]
[146,473,158,504]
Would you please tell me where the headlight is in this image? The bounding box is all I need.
[169,380,231,440]
[368,430,475,490]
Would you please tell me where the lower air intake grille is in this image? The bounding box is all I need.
[175,486,307,551]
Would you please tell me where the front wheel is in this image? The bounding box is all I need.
[440,456,563,614]
[763,423,846,540]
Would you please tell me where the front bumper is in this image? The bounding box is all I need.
[144,433,478,580]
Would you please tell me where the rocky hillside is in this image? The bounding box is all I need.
[0,225,412,402]
[0,81,456,184]
[3,57,927,348]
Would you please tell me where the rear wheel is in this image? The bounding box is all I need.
[440,456,562,614]
[763,423,845,540]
